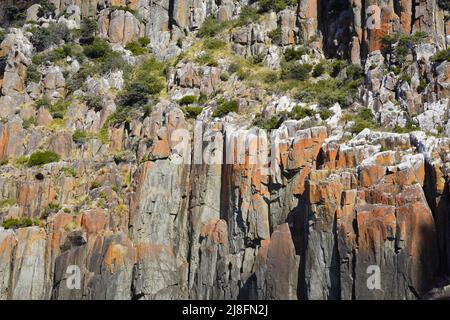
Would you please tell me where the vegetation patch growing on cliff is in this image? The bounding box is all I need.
[212,99,239,118]
[431,48,450,63]
[2,217,41,229]
[30,22,72,52]
[27,150,61,167]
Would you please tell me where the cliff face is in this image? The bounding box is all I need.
[0,0,449,300]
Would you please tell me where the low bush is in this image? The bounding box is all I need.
[212,99,239,118]
[195,53,218,67]
[351,108,378,134]
[258,0,296,12]
[268,28,282,45]
[27,150,60,167]
[203,38,227,50]
[197,17,225,38]
[431,48,450,63]
[31,22,72,52]
[235,6,260,27]
[382,32,427,64]
[281,62,313,81]
[111,5,136,14]
[26,64,41,84]
[60,166,76,177]
[346,64,364,80]
[138,37,151,47]
[125,41,148,56]
[330,60,347,77]
[38,0,56,18]
[84,94,103,112]
[83,37,110,59]
[253,113,285,130]
[79,18,97,45]
[284,47,308,62]
[35,96,52,109]
[2,217,40,229]
[178,95,197,106]
[183,106,203,119]
[312,62,326,77]
[48,99,70,119]
[295,79,356,108]
[291,105,315,120]
[118,83,151,108]
[72,129,89,144]
[3,5,26,26]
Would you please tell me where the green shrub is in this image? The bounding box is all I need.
[382,32,427,64]
[351,108,378,134]
[178,95,197,106]
[394,121,418,133]
[31,22,72,52]
[281,62,313,81]
[183,106,203,119]
[113,152,127,164]
[330,60,347,77]
[319,109,333,120]
[203,38,227,50]
[72,129,89,144]
[4,5,26,25]
[83,37,110,59]
[48,99,70,119]
[258,0,296,12]
[220,71,230,81]
[0,199,17,208]
[253,114,285,130]
[250,54,264,66]
[125,41,147,56]
[90,181,101,190]
[268,28,282,45]
[0,30,5,43]
[228,62,241,74]
[295,79,356,108]
[212,99,239,118]
[312,62,326,77]
[235,6,260,27]
[418,79,428,93]
[399,74,412,84]
[26,64,41,84]
[118,83,151,107]
[35,96,52,109]
[84,94,103,111]
[66,66,91,92]
[431,48,450,63]
[111,5,136,14]
[195,53,218,67]
[27,150,61,167]
[346,64,364,80]
[2,218,20,229]
[197,17,225,38]
[138,37,151,47]
[80,18,97,45]
[291,105,315,120]
[98,51,129,74]
[198,93,208,104]
[38,0,56,18]
[284,47,308,62]
[22,117,37,129]
[46,202,61,212]
[60,166,76,177]
[125,56,166,96]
